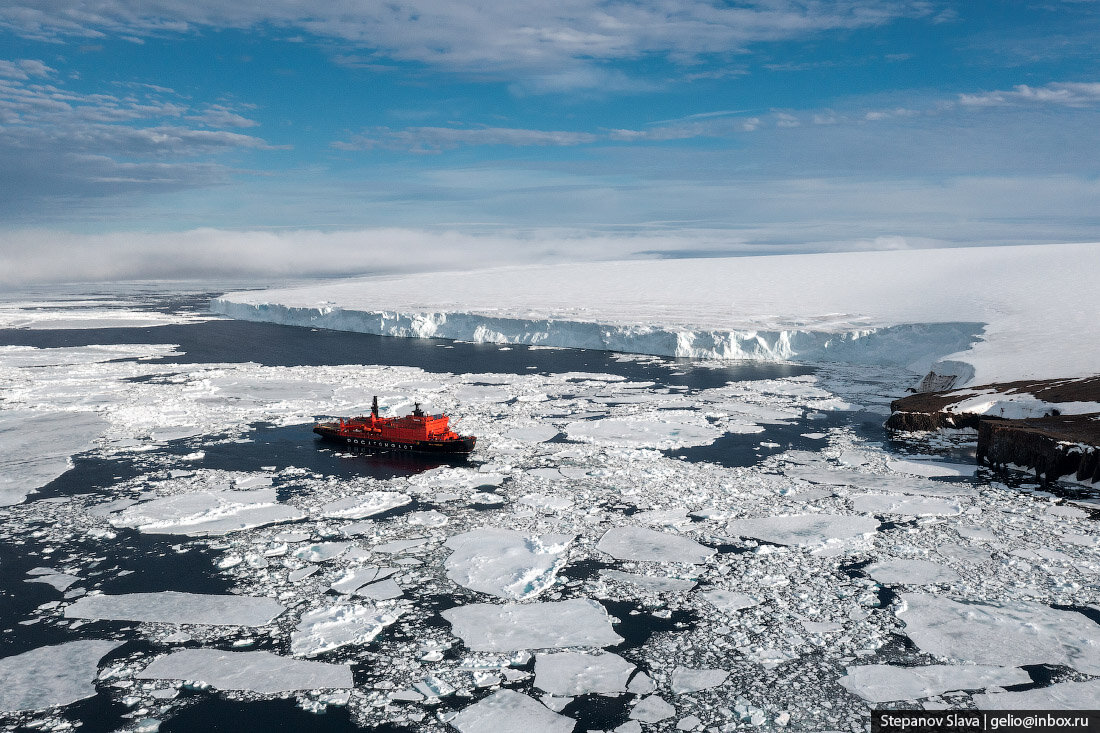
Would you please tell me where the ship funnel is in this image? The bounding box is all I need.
[371,396,379,418]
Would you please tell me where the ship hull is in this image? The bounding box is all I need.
[313,425,476,455]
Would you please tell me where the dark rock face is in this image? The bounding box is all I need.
[977,416,1100,484]
[886,377,1100,486]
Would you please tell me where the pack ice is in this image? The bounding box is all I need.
[442,599,623,651]
[137,649,353,693]
[0,640,123,712]
[65,591,285,626]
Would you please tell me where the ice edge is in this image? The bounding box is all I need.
[211,298,982,379]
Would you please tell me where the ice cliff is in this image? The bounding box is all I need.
[212,242,1100,385]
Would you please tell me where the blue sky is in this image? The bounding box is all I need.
[1,1,1099,282]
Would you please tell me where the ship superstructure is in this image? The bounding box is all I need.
[313,397,476,455]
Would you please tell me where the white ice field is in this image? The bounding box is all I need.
[0,270,1098,733]
[213,242,1100,386]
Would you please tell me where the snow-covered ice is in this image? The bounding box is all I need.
[534,651,636,696]
[64,591,285,626]
[319,491,411,519]
[137,649,353,693]
[442,599,623,651]
[213,242,1100,383]
[0,640,123,712]
[566,416,720,449]
[865,558,960,585]
[3,284,1099,732]
[450,690,574,733]
[850,493,963,516]
[596,525,715,564]
[670,667,729,694]
[0,410,107,506]
[973,679,1100,710]
[897,593,1100,674]
[290,602,403,656]
[444,527,571,600]
[109,489,305,536]
[887,458,977,478]
[724,514,879,548]
[630,695,676,723]
[839,664,1030,703]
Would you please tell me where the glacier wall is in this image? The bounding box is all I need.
[211,298,983,377]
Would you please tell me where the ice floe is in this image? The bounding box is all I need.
[565,416,720,449]
[839,664,1030,702]
[887,458,976,477]
[319,491,411,519]
[596,526,715,564]
[671,667,729,694]
[444,527,572,600]
[850,493,963,516]
[700,589,760,613]
[109,488,305,536]
[0,410,107,506]
[973,679,1100,710]
[865,558,961,585]
[601,569,697,593]
[534,651,636,696]
[897,593,1100,674]
[724,514,879,548]
[64,591,285,626]
[630,695,675,723]
[329,566,398,595]
[290,602,403,656]
[442,599,623,651]
[137,649,353,693]
[0,640,123,712]
[451,690,574,733]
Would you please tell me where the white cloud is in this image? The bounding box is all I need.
[0,61,275,207]
[959,81,1100,107]
[333,126,598,153]
[0,58,54,79]
[0,1,934,88]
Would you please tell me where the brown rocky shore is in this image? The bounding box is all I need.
[886,376,1100,485]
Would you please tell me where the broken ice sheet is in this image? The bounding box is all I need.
[137,649,352,693]
[64,591,285,626]
[887,458,976,477]
[25,568,80,591]
[671,667,729,694]
[0,410,107,506]
[700,589,760,613]
[897,593,1100,674]
[839,664,1030,703]
[329,566,398,594]
[565,415,720,449]
[596,525,715,564]
[318,491,411,519]
[533,651,636,696]
[865,558,960,585]
[451,690,574,733]
[850,493,963,516]
[630,695,675,723]
[442,599,623,652]
[724,513,879,548]
[444,527,572,600]
[109,488,305,536]
[600,570,696,593]
[290,602,403,657]
[973,679,1100,710]
[0,640,123,713]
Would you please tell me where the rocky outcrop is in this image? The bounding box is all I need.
[886,377,1100,485]
[977,416,1100,485]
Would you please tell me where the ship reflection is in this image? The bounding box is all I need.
[314,437,472,472]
